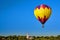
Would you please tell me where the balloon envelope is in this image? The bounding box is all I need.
[34,4,52,28]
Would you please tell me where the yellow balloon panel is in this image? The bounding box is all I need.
[34,7,51,19]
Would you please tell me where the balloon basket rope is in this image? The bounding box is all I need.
[42,24,44,28]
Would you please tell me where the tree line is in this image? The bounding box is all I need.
[0,35,60,40]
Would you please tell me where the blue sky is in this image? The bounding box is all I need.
[0,0,60,36]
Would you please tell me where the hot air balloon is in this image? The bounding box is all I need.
[34,4,52,28]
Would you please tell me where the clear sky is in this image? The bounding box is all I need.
[0,0,60,36]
